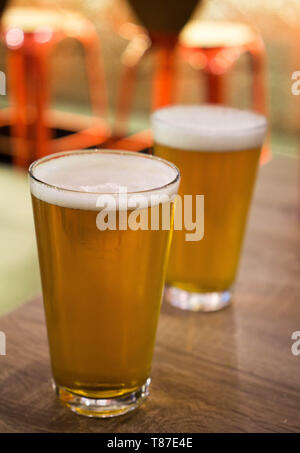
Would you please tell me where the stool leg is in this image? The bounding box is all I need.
[81,35,108,120]
[7,50,29,167]
[114,63,139,138]
[8,42,51,168]
[248,42,270,163]
[249,45,267,116]
[203,71,225,105]
[152,45,176,110]
[33,49,52,160]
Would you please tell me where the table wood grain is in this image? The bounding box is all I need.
[0,154,300,433]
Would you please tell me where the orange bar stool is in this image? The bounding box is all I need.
[1,7,110,168]
[179,21,270,163]
[113,0,198,138]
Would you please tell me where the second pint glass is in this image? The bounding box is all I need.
[152,105,267,312]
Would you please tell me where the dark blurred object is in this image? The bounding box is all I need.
[1,6,110,168]
[0,0,8,19]
[128,0,199,35]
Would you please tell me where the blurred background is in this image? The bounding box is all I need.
[0,0,299,315]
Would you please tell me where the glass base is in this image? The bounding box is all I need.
[53,378,151,418]
[164,285,232,312]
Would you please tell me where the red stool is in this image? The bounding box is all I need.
[114,20,270,163]
[179,21,270,162]
[2,7,110,168]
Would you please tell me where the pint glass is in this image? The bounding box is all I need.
[152,105,267,312]
[29,149,180,417]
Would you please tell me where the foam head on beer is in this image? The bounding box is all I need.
[151,104,267,151]
[30,151,179,210]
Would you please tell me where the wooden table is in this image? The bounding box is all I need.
[0,154,300,433]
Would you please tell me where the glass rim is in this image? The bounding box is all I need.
[29,149,180,195]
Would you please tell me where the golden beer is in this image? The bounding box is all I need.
[152,105,267,311]
[30,150,179,417]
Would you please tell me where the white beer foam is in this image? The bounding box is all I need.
[30,151,179,211]
[151,105,267,151]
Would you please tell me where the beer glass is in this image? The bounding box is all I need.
[29,149,180,417]
[152,105,267,312]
